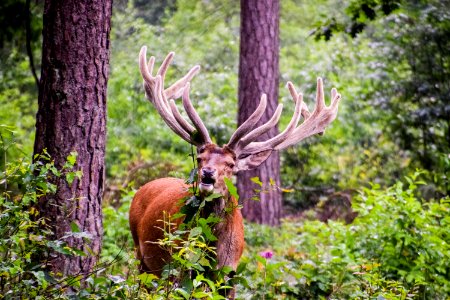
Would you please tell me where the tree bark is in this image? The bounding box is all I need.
[238,0,281,226]
[34,0,112,276]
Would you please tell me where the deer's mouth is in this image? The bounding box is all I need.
[199,176,216,193]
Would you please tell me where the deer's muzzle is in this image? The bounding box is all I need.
[199,168,216,193]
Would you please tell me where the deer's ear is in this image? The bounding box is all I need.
[233,150,273,173]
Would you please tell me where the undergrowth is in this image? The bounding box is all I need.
[1,144,449,300]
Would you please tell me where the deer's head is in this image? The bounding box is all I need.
[139,47,341,198]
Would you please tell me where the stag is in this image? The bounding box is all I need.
[129,46,341,293]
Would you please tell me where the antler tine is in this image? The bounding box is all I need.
[236,103,283,151]
[139,47,154,88]
[226,94,268,149]
[166,65,200,100]
[153,50,201,101]
[156,51,174,78]
[237,82,303,154]
[150,76,192,143]
[315,77,326,112]
[289,81,311,120]
[169,99,196,134]
[147,55,155,75]
[234,78,341,157]
[182,83,212,144]
[274,78,341,150]
[139,46,206,145]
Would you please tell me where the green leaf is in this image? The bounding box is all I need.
[70,247,87,257]
[66,172,75,185]
[230,275,250,289]
[224,177,239,201]
[172,212,186,220]
[31,271,48,289]
[199,257,212,268]
[204,193,222,202]
[189,226,203,239]
[236,262,247,274]
[70,221,80,233]
[175,287,190,299]
[181,196,201,224]
[250,176,263,187]
[138,273,158,287]
[192,291,210,298]
[198,218,217,242]
[66,151,78,167]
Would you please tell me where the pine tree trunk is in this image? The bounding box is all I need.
[34,0,112,276]
[238,0,281,226]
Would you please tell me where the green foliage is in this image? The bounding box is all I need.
[101,185,135,273]
[0,1,42,167]
[305,0,450,196]
[0,151,149,299]
[1,152,81,297]
[370,0,450,193]
[280,1,409,207]
[0,152,54,298]
[312,0,401,40]
[351,171,450,296]
[240,172,449,299]
[5,150,447,299]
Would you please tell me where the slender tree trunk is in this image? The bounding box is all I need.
[34,0,112,276]
[238,0,281,226]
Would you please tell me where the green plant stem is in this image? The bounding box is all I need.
[0,133,7,197]
[262,260,267,300]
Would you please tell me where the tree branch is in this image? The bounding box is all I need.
[25,0,39,89]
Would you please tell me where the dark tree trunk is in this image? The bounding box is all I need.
[34,0,112,276]
[238,0,281,226]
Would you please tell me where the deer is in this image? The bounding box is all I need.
[129,46,341,295]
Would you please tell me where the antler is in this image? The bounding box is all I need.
[227,78,341,158]
[139,47,211,145]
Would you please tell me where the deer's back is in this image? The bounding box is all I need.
[129,177,190,274]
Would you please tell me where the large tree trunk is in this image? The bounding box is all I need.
[34,0,112,276]
[238,0,281,226]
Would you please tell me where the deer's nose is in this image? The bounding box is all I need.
[202,167,216,178]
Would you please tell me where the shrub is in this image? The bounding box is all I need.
[239,171,449,299]
[0,152,142,299]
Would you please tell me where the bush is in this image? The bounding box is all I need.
[0,152,142,299]
[1,152,69,297]
[239,171,449,299]
[2,145,448,299]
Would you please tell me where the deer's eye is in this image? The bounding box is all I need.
[226,162,235,169]
[196,157,202,164]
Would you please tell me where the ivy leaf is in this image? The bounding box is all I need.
[65,151,78,168]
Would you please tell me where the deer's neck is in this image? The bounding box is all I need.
[200,194,242,270]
